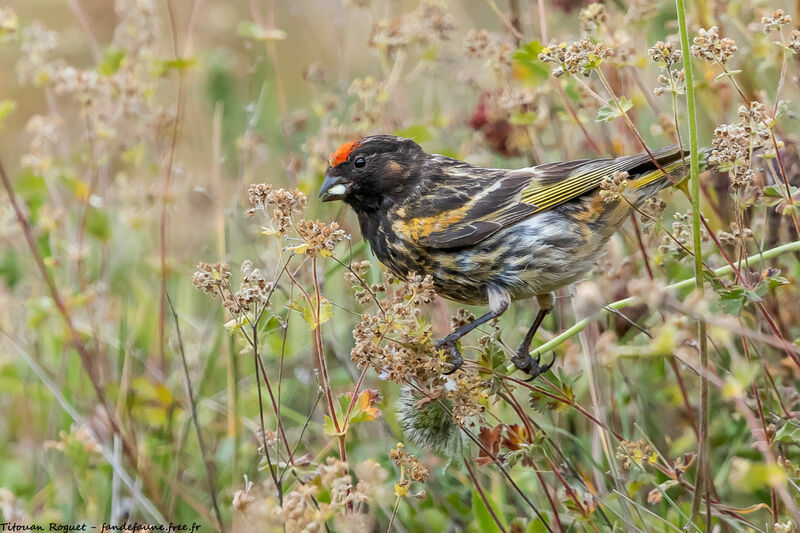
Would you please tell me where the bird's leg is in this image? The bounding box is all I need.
[436,288,510,375]
[511,293,555,381]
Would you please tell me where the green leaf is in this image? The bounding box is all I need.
[713,69,742,82]
[0,249,22,288]
[393,124,432,143]
[0,100,16,130]
[471,489,505,533]
[764,184,799,198]
[286,296,331,330]
[154,57,196,77]
[595,96,633,123]
[509,111,538,125]
[774,420,800,443]
[14,171,47,209]
[98,45,126,76]
[717,286,754,315]
[323,415,343,437]
[512,40,550,85]
[730,459,787,491]
[86,207,111,241]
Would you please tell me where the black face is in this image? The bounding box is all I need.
[319,135,425,211]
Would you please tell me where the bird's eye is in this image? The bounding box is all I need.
[353,156,366,168]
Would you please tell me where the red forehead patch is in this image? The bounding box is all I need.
[329,139,362,166]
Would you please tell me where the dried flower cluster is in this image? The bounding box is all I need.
[648,41,682,67]
[295,220,346,257]
[345,260,380,305]
[616,439,656,470]
[247,185,308,236]
[463,29,515,72]
[654,68,685,97]
[599,170,629,204]
[16,22,59,87]
[235,261,273,312]
[538,39,615,78]
[579,3,607,35]
[192,262,233,302]
[347,76,389,129]
[233,457,385,532]
[20,114,63,173]
[43,425,103,455]
[640,197,667,232]
[717,223,754,247]
[350,272,441,381]
[691,26,738,63]
[193,260,273,315]
[709,102,771,199]
[366,0,454,57]
[773,521,795,533]
[390,442,430,496]
[790,30,800,52]
[349,272,487,427]
[16,0,161,156]
[761,9,792,33]
[450,308,476,331]
[659,212,708,259]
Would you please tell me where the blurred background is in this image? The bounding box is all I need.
[1,0,799,530]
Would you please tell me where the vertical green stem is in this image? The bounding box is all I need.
[675,0,709,527]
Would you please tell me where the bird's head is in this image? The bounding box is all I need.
[319,135,425,211]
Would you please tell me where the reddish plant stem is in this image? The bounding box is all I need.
[504,375,624,440]
[253,328,282,504]
[465,460,508,533]
[255,345,294,461]
[740,319,778,524]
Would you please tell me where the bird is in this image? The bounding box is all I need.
[319,135,704,380]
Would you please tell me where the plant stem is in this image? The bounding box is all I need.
[166,292,225,532]
[465,460,509,533]
[526,240,800,358]
[674,0,709,525]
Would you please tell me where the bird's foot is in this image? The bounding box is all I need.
[511,350,555,382]
[434,336,463,375]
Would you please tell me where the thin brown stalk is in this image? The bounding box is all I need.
[252,318,283,504]
[166,292,225,532]
[160,0,188,373]
[386,494,402,533]
[465,460,509,533]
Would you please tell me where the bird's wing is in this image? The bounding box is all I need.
[399,146,685,250]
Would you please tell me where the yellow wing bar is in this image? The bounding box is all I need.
[520,155,689,213]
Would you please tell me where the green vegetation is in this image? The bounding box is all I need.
[1,0,799,531]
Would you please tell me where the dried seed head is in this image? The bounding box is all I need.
[390,442,430,483]
[463,29,491,58]
[538,39,615,78]
[648,41,682,67]
[691,26,737,63]
[599,171,629,204]
[761,9,791,33]
[789,30,800,52]
[579,3,607,35]
[295,220,347,256]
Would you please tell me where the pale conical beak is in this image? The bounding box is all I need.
[319,172,347,202]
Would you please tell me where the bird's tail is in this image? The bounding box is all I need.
[627,145,713,203]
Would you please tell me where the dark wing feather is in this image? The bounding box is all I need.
[409,172,537,249]
[401,146,685,250]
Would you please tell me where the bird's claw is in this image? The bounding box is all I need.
[435,337,463,375]
[511,350,555,382]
